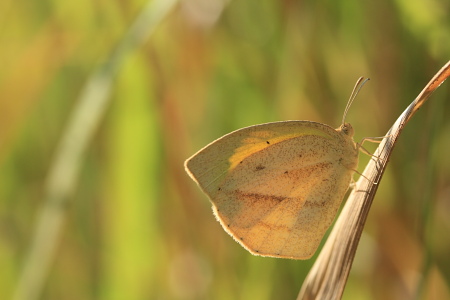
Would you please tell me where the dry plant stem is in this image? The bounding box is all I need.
[12,1,178,300]
[298,60,450,300]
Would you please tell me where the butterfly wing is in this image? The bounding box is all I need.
[185,121,358,259]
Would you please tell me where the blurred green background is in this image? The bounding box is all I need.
[1,0,450,299]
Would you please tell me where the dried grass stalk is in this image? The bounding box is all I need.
[298,61,450,300]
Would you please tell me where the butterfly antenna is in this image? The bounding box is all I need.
[342,77,370,125]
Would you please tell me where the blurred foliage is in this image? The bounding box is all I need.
[1,0,450,299]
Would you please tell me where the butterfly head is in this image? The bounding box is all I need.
[337,122,354,138]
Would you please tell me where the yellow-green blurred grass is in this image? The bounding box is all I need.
[1,0,450,299]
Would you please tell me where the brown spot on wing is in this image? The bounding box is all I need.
[255,164,265,171]
[302,200,326,208]
[234,190,285,203]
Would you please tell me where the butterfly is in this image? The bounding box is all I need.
[185,77,370,259]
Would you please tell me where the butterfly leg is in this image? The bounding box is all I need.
[356,134,393,162]
[357,144,378,158]
[355,187,371,193]
[349,173,374,193]
[357,135,393,172]
[351,168,378,185]
[352,172,377,193]
[357,134,393,151]
[359,134,393,147]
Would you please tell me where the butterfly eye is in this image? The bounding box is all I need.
[340,123,354,137]
[343,125,349,134]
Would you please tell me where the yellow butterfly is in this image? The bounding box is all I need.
[185,78,369,259]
